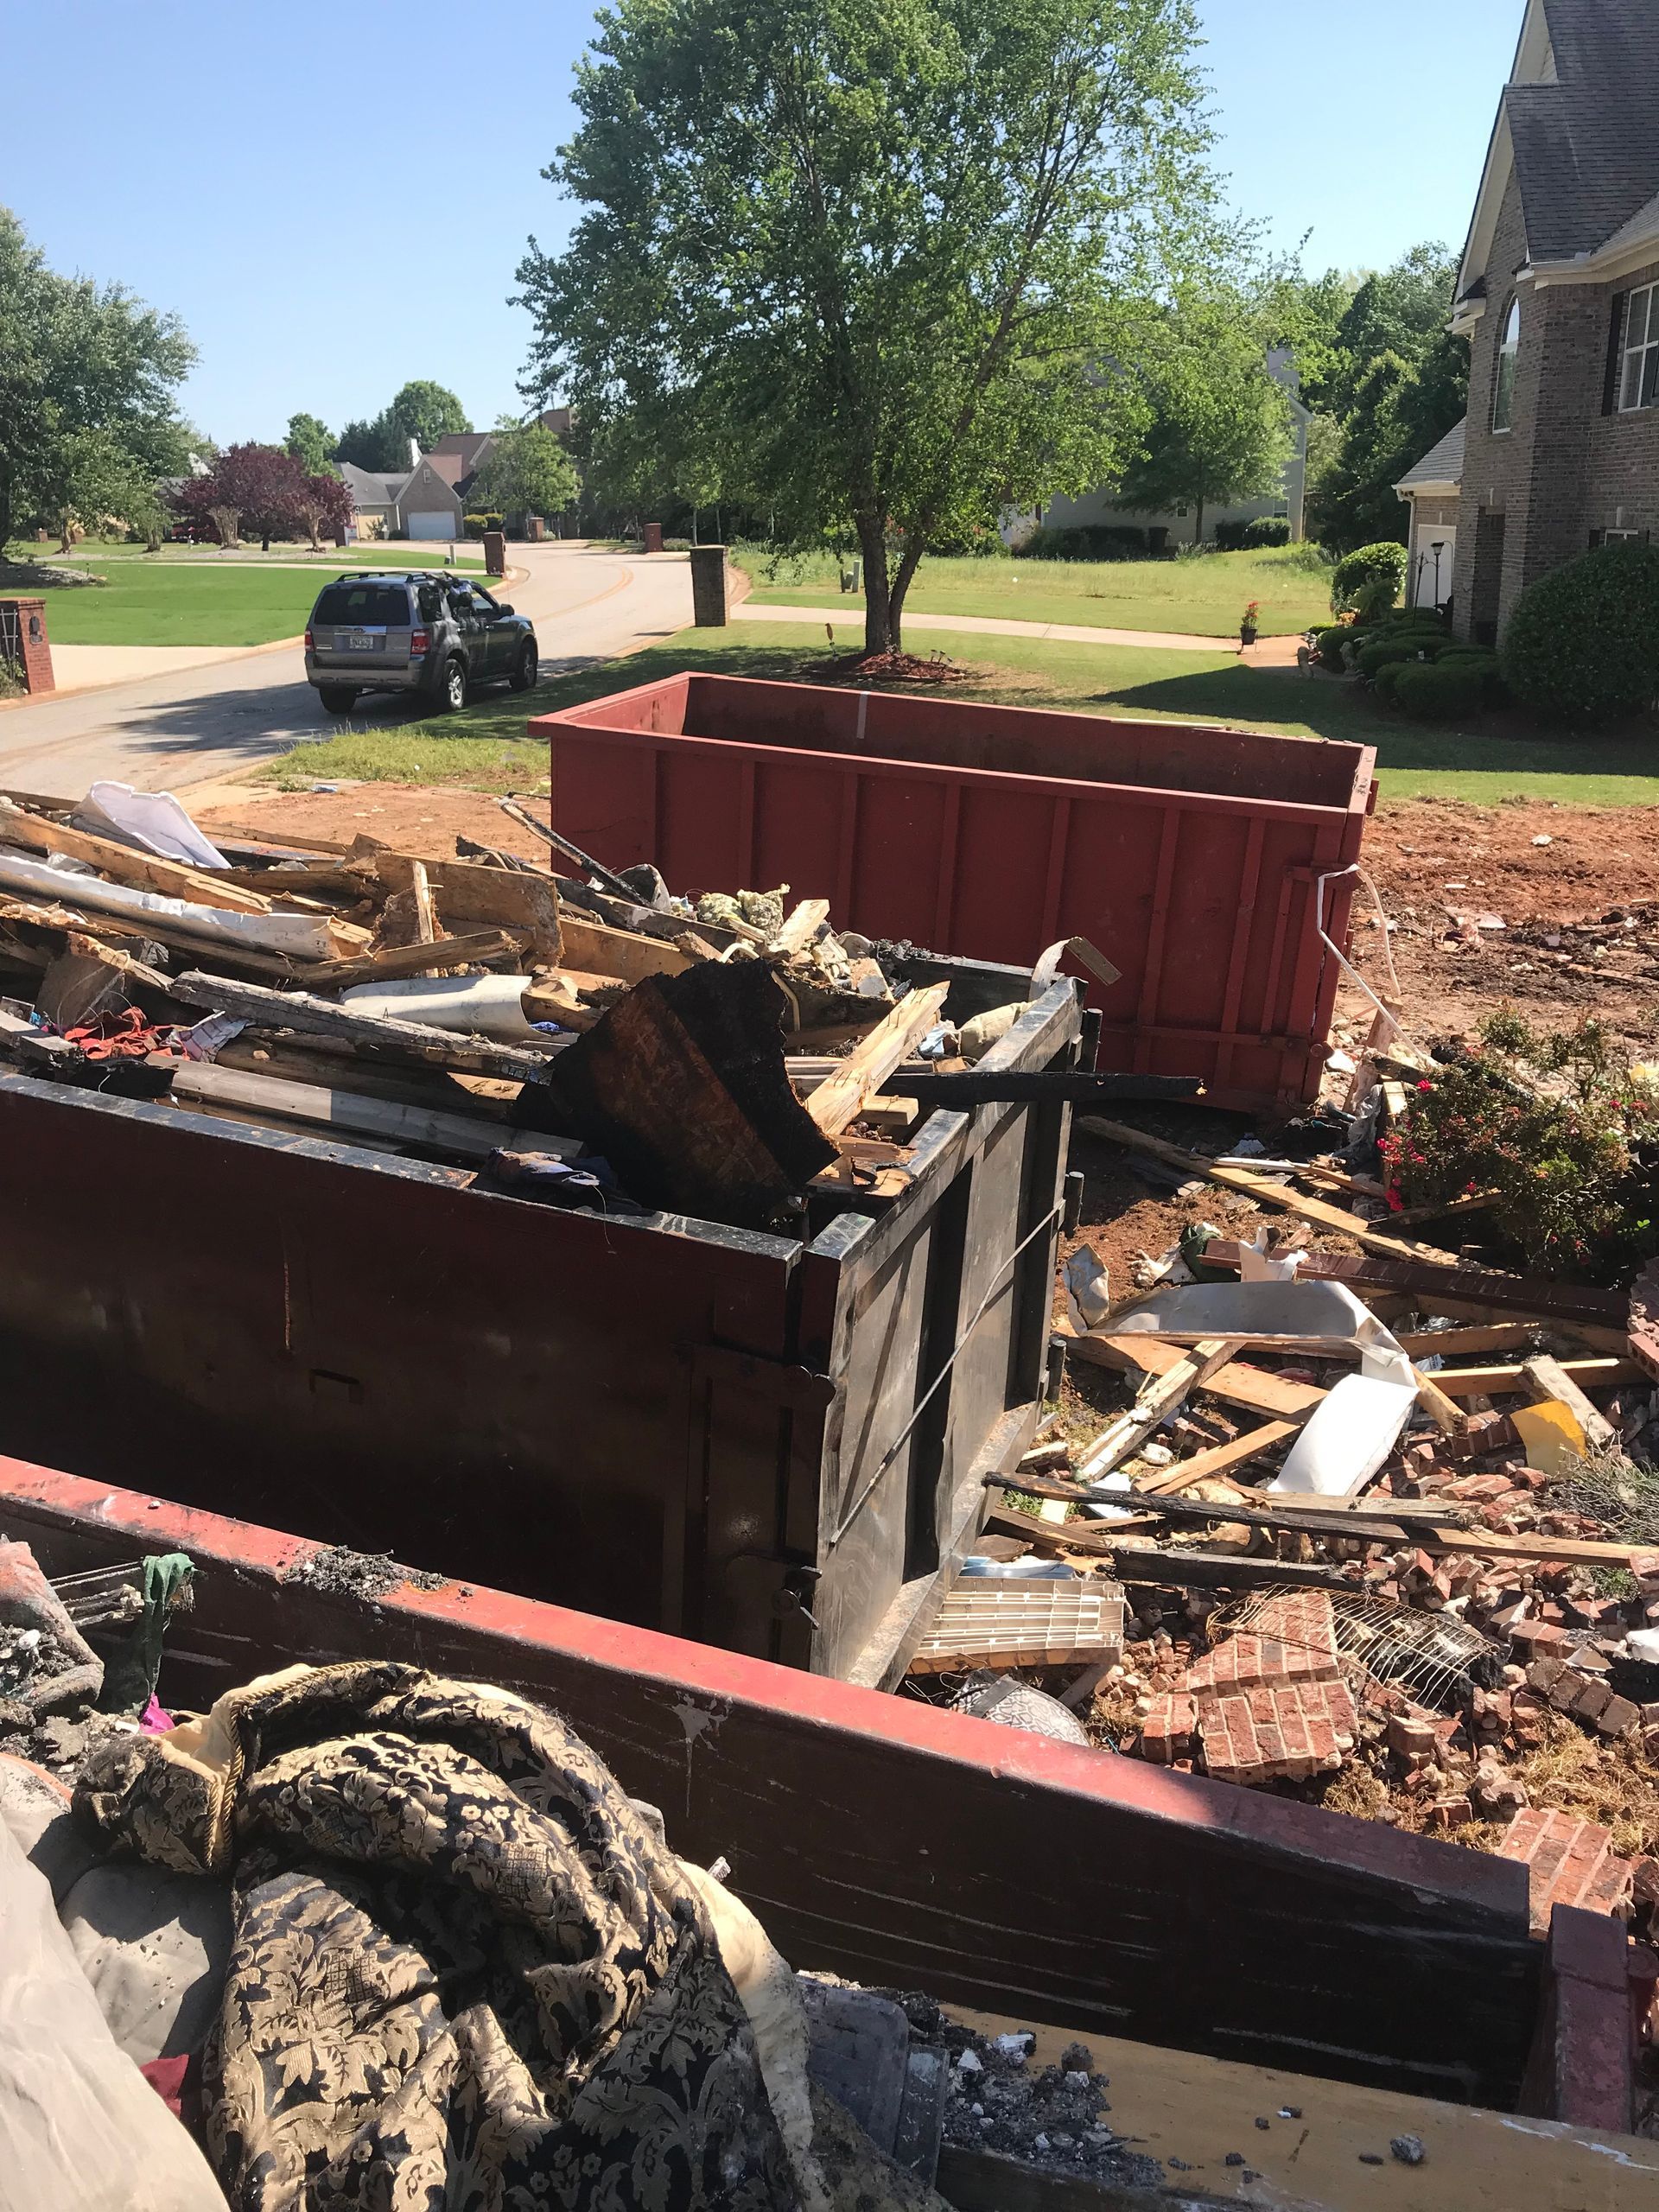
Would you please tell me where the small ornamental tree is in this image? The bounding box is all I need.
[466,420,579,521]
[1502,540,1659,723]
[1330,541,1408,620]
[292,471,353,550]
[172,442,309,547]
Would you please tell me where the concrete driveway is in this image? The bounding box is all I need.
[0,545,695,800]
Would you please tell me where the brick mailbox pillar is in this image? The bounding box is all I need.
[642,522,664,555]
[1,598,55,694]
[689,544,729,627]
[483,530,507,578]
[527,515,546,543]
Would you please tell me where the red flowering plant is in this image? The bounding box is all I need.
[1377,1011,1659,1281]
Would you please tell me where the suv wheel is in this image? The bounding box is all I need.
[318,686,358,715]
[437,656,467,712]
[509,641,537,692]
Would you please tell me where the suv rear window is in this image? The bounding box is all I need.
[312,582,410,627]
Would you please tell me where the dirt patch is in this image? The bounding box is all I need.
[284,1546,447,1601]
[197,785,557,863]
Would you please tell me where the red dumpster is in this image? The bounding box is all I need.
[536,674,1376,1110]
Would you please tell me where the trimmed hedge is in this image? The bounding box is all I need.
[1215,517,1292,550]
[1314,625,1352,671]
[1019,524,1154,562]
[1332,542,1409,619]
[1393,661,1488,721]
[1357,639,1433,678]
[1501,540,1659,722]
[1372,662,1407,703]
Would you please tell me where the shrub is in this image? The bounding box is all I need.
[1392,660,1488,721]
[1372,662,1406,703]
[1379,1015,1659,1278]
[1019,524,1149,562]
[1437,648,1510,708]
[464,512,505,538]
[1314,626,1351,671]
[1501,540,1659,722]
[1331,541,1409,619]
[1357,639,1431,677]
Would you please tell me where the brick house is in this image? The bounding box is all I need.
[1395,0,1659,645]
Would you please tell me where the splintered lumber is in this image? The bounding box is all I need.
[301,931,518,992]
[213,1036,518,1119]
[409,861,438,946]
[0,798,276,914]
[1418,1527,1659,1570]
[1076,1339,1234,1482]
[556,912,696,985]
[1395,1324,1546,1358]
[1198,1240,1629,1329]
[1079,1116,1459,1264]
[908,1580,1125,1675]
[194,821,353,857]
[1060,936,1122,990]
[1522,1354,1618,1451]
[804,984,951,1137]
[166,1060,558,1161]
[1433,1357,1633,1399]
[1411,1365,1467,1437]
[546,959,836,1228]
[166,971,559,1083]
[979,1510,1348,1588]
[1058,1324,1326,1422]
[372,853,561,959]
[497,797,638,901]
[1132,1421,1302,1494]
[770,899,831,956]
[1017,1485,1467,1548]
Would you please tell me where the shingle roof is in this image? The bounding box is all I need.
[1509,1,1659,260]
[1395,418,1466,495]
[338,462,409,511]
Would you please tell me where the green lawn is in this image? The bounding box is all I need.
[21,538,487,570]
[737,543,1338,639]
[264,617,1659,808]
[36,565,323,646]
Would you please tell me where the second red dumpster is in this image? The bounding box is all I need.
[537,673,1376,1111]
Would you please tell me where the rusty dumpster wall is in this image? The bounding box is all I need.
[537,674,1377,1110]
[0,1458,1545,2110]
[0,976,1077,1681]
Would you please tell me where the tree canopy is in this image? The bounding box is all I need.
[1110,283,1294,542]
[333,383,471,474]
[285,411,335,475]
[518,0,1225,652]
[466,420,579,520]
[173,443,348,550]
[0,205,195,550]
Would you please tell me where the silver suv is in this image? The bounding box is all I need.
[304,572,539,715]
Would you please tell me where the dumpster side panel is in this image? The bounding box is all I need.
[541,678,1373,1109]
[0,1460,1545,2109]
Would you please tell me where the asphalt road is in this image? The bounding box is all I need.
[0,545,695,799]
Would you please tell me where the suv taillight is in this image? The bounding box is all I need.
[410,628,429,657]
[303,628,314,653]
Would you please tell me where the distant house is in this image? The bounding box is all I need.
[337,454,465,543]
[1016,349,1313,549]
[1395,420,1467,611]
[425,410,576,512]
[1395,0,1659,643]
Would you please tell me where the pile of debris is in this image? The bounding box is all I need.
[910,1102,1659,1962]
[0,781,1173,1233]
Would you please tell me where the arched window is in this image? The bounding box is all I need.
[1492,298,1521,432]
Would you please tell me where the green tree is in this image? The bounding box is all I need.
[285,411,334,474]
[1328,244,1460,416]
[333,413,402,473]
[1311,327,1468,555]
[1262,259,1357,416]
[387,379,470,453]
[1111,283,1294,542]
[466,418,579,521]
[0,205,194,551]
[518,0,1224,654]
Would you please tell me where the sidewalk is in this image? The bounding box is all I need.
[736,600,1304,659]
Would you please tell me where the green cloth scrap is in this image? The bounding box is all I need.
[98,1553,194,1715]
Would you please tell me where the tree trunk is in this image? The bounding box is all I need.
[857,514,893,656]
[1194,467,1206,550]
[886,538,926,658]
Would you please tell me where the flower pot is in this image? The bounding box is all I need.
[1240,625,1258,648]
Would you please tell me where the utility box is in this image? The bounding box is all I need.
[537,673,1377,1111]
[642,522,664,555]
[0,599,54,695]
[689,544,728,626]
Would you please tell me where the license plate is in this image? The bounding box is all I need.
[347,633,378,652]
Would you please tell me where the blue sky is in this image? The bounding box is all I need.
[3,1,1522,447]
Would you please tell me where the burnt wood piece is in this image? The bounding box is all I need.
[546,959,837,1227]
[1199,1240,1628,1328]
[989,1473,1471,1545]
[166,970,558,1084]
[498,797,639,901]
[899,1071,1201,1108]
[981,1509,1351,1589]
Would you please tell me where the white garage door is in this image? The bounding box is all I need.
[405,512,455,541]
[1412,527,1455,608]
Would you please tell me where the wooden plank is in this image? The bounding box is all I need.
[1435,1357,1633,1399]
[1198,1241,1629,1329]
[1131,1421,1301,1493]
[213,1035,518,1119]
[556,911,696,985]
[193,819,353,856]
[166,970,560,1084]
[408,859,438,946]
[1522,1354,1618,1451]
[373,852,562,956]
[1078,1117,1458,1265]
[995,1482,1463,1548]
[1395,1324,1548,1357]
[299,930,518,992]
[1411,1364,1467,1437]
[1392,1190,1498,1228]
[0,798,275,914]
[1076,1340,1234,1482]
[980,1510,1348,1588]
[165,1060,550,1160]
[804,983,951,1137]
[1421,1527,1659,1569]
[1058,1325,1326,1421]
[770,898,831,956]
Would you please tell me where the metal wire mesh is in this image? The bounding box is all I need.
[1212,1586,1504,1712]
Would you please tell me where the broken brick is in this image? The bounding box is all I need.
[1425,1796,1473,1829]
[1598,1695,1641,1739]
[1499,1808,1632,1934]
[1196,1678,1357,1787]
[1570,1676,1615,1724]
[1138,1692,1197,1765]
[1510,1621,1568,1657]
[1386,1714,1438,1759]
